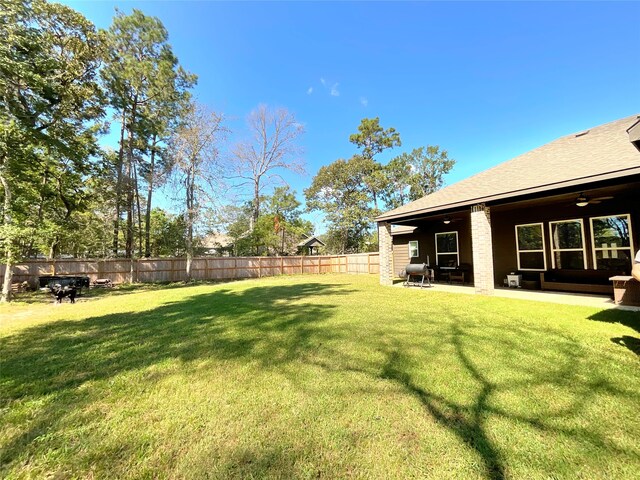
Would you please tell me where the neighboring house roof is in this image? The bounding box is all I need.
[298,235,326,248]
[202,232,233,249]
[377,115,640,222]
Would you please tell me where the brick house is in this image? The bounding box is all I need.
[377,115,640,295]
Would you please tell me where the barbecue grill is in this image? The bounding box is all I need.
[38,275,90,295]
[403,263,433,288]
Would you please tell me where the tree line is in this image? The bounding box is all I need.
[0,1,305,300]
[0,1,455,301]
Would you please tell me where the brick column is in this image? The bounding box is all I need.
[378,222,393,285]
[470,204,495,295]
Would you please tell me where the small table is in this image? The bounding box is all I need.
[506,274,522,288]
[609,276,640,306]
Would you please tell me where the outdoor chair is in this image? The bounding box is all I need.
[448,263,472,284]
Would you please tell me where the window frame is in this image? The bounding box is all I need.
[515,222,547,271]
[548,218,587,269]
[408,240,419,258]
[435,231,459,269]
[589,213,634,271]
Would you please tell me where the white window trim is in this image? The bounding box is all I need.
[435,231,459,269]
[589,214,634,270]
[515,222,547,271]
[408,240,419,258]
[548,219,587,269]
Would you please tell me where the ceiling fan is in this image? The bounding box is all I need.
[574,192,614,207]
[442,216,463,224]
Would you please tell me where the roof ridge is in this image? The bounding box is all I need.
[561,113,640,138]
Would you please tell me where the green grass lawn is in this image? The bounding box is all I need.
[1,274,639,479]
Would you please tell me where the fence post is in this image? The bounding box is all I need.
[281,256,284,276]
[258,257,262,278]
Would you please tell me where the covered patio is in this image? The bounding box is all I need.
[377,115,640,300]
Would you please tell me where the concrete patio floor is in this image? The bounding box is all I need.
[395,281,640,311]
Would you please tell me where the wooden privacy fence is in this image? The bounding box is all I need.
[3,253,380,287]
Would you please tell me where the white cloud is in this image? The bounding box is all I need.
[318,77,340,97]
[360,96,368,107]
[307,87,313,95]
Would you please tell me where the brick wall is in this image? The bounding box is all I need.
[378,222,393,285]
[470,204,495,295]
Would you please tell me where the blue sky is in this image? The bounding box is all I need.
[62,0,639,230]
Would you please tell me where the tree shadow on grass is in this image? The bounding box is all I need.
[587,309,640,356]
[2,284,639,478]
[380,346,506,480]
[610,335,640,355]
[312,323,510,479]
[310,313,638,479]
[0,281,353,470]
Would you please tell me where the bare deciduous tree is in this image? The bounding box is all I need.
[169,103,227,282]
[229,105,305,230]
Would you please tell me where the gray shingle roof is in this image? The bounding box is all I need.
[377,115,640,222]
[298,235,326,247]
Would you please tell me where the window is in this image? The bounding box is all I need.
[549,219,587,269]
[408,240,419,258]
[515,223,546,270]
[590,214,634,271]
[435,231,459,268]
